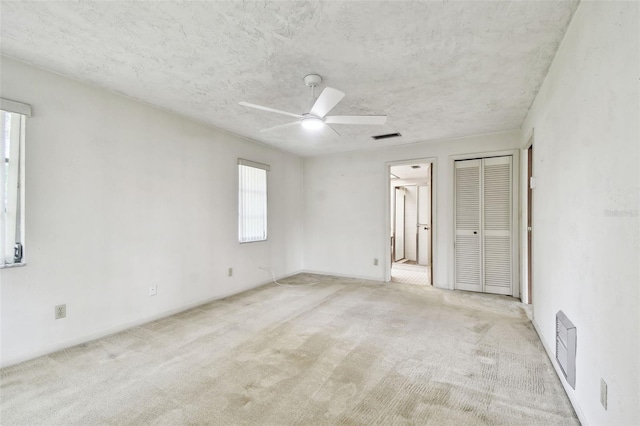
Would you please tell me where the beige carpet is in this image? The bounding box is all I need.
[391,264,430,286]
[0,274,577,425]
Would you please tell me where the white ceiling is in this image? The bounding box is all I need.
[391,164,431,180]
[0,1,578,157]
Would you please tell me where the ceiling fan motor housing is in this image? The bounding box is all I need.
[304,74,322,88]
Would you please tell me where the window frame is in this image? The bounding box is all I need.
[1,98,30,269]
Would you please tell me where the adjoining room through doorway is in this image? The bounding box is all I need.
[390,163,432,285]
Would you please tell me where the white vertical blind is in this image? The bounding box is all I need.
[1,110,26,265]
[238,159,269,243]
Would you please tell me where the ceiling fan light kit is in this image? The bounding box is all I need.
[240,74,387,135]
[301,115,324,131]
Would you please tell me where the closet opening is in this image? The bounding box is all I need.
[453,154,518,296]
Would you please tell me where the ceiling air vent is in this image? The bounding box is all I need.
[372,132,402,140]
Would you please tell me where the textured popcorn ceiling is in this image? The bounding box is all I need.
[0,1,578,157]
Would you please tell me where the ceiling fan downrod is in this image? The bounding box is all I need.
[304,74,322,98]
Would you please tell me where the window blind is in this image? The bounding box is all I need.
[238,159,269,243]
[1,104,28,266]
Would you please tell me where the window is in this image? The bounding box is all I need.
[1,98,30,268]
[238,159,269,243]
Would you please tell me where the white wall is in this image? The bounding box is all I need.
[0,57,304,367]
[303,131,520,286]
[520,2,639,424]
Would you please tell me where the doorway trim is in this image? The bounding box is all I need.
[522,131,534,304]
[449,149,520,298]
[384,157,437,284]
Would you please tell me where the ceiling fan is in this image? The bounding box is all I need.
[239,74,387,134]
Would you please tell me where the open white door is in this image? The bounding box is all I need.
[417,184,431,266]
[394,187,405,261]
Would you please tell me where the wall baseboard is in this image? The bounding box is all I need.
[302,269,456,290]
[300,269,384,282]
[531,319,587,425]
[0,271,301,369]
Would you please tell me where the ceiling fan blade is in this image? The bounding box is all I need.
[239,102,303,119]
[325,115,387,125]
[310,87,345,118]
[260,121,300,133]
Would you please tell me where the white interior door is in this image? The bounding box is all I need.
[454,159,482,292]
[404,186,417,261]
[483,156,513,295]
[417,184,431,266]
[394,188,405,261]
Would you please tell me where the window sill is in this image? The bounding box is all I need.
[0,262,27,269]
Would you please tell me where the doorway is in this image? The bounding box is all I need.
[526,143,533,304]
[390,163,432,285]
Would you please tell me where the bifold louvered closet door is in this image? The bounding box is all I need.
[455,156,513,295]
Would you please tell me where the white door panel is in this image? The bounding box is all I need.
[455,160,482,292]
[394,188,405,261]
[483,156,512,295]
[417,185,431,266]
[403,186,418,261]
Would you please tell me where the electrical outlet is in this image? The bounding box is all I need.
[55,304,66,319]
[600,378,608,410]
[149,284,157,296]
[228,267,233,277]
[373,258,379,266]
